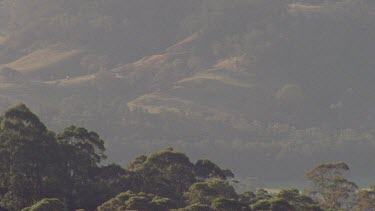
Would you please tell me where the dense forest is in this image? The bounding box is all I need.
[1,0,375,188]
[0,104,374,211]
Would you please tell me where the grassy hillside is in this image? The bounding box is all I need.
[1,0,375,185]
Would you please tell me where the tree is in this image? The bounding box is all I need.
[57,125,106,166]
[21,198,67,211]
[124,195,150,211]
[97,191,175,211]
[238,191,256,205]
[97,191,135,211]
[57,125,112,210]
[251,199,271,210]
[150,196,175,210]
[269,198,294,211]
[254,189,272,201]
[305,162,358,210]
[93,163,145,198]
[194,159,234,180]
[0,104,63,210]
[172,203,213,211]
[211,197,245,211]
[184,179,238,206]
[131,148,196,203]
[353,186,375,211]
[127,155,147,171]
[0,104,143,210]
[277,189,323,211]
[251,198,294,211]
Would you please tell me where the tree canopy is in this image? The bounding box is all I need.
[0,104,374,211]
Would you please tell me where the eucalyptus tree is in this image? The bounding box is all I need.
[0,104,63,210]
[129,147,197,203]
[305,162,358,210]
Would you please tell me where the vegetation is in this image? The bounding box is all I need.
[0,104,374,210]
[1,1,375,185]
[21,199,67,211]
[306,162,358,210]
[1,1,375,210]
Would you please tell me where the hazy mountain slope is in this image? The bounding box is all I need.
[1,0,375,186]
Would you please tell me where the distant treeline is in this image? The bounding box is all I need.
[0,104,373,211]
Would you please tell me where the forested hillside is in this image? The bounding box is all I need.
[0,0,375,185]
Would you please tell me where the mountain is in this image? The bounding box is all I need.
[1,0,375,186]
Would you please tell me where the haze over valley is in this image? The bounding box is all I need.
[1,0,375,187]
